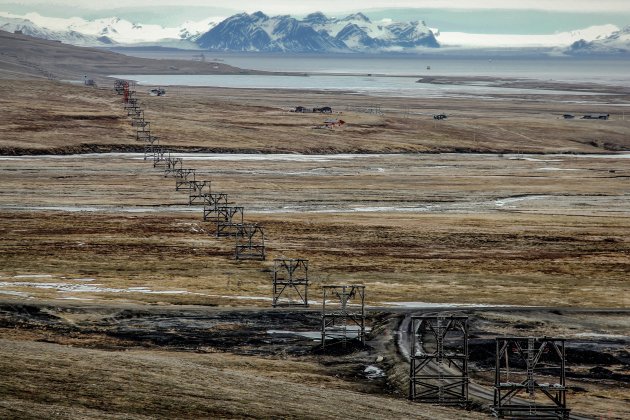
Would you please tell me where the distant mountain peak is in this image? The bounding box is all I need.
[567,25,630,55]
[251,11,268,20]
[304,12,328,24]
[196,11,438,52]
[343,12,370,23]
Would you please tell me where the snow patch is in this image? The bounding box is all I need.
[0,290,30,297]
[0,281,190,295]
[382,301,520,308]
[495,195,548,207]
[0,11,223,45]
[364,365,386,379]
[437,24,619,48]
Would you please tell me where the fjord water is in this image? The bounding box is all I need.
[114,73,610,98]
[210,54,630,83]
[114,50,630,84]
[113,54,630,99]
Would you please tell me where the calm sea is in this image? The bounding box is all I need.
[112,51,630,99]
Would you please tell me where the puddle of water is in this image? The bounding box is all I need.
[252,205,435,214]
[574,332,628,339]
[538,167,580,171]
[382,301,519,308]
[154,153,383,162]
[552,153,630,159]
[59,296,94,301]
[267,330,321,340]
[350,206,430,213]
[211,294,327,305]
[13,274,53,279]
[1,205,197,213]
[270,326,373,341]
[510,157,564,162]
[494,195,548,207]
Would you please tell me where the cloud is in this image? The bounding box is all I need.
[11,0,630,13]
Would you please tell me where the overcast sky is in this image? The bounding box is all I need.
[5,0,630,13]
[2,0,629,34]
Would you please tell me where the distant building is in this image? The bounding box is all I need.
[149,88,166,96]
[563,114,575,119]
[14,30,23,35]
[582,113,609,120]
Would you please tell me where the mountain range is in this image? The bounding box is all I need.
[568,26,630,55]
[0,10,628,55]
[196,12,437,52]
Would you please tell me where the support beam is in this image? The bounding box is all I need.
[409,315,469,406]
[321,285,365,349]
[202,193,229,221]
[215,206,244,238]
[189,181,211,205]
[164,157,183,177]
[174,168,196,191]
[272,258,309,307]
[142,134,160,160]
[136,123,152,141]
[492,337,570,419]
[235,224,265,261]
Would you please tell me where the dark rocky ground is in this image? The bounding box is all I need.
[1,300,627,401]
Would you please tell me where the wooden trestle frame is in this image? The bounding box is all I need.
[164,157,183,176]
[235,224,265,260]
[174,168,196,191]
[131,111,146,127]
[492,337,569,419]
[214,206,244,237]
[409,315,469,406]
[188,181,211,205]
[202,193,229,221]
[321,285,365,348]
[151,148,168,167]
[272,258,309,307]
[143,135,160,161]
[136,122,152,141]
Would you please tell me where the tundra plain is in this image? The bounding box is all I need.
[0,44,629,419]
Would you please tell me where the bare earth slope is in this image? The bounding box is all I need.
[0,30,253,82]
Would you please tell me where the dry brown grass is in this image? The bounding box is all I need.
[1,209,628,307]
[0,338,485,419]
[0,69,628,419]
[0,149,627,307]
[1,78,630,154]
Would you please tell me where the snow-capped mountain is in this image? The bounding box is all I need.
[306,12,439,50]
[196,11,438,52]
[0,15,113,46]
[0,12,219,47]
[196,12,345,52]
[567,26,630,54]
[0,10,626,55]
